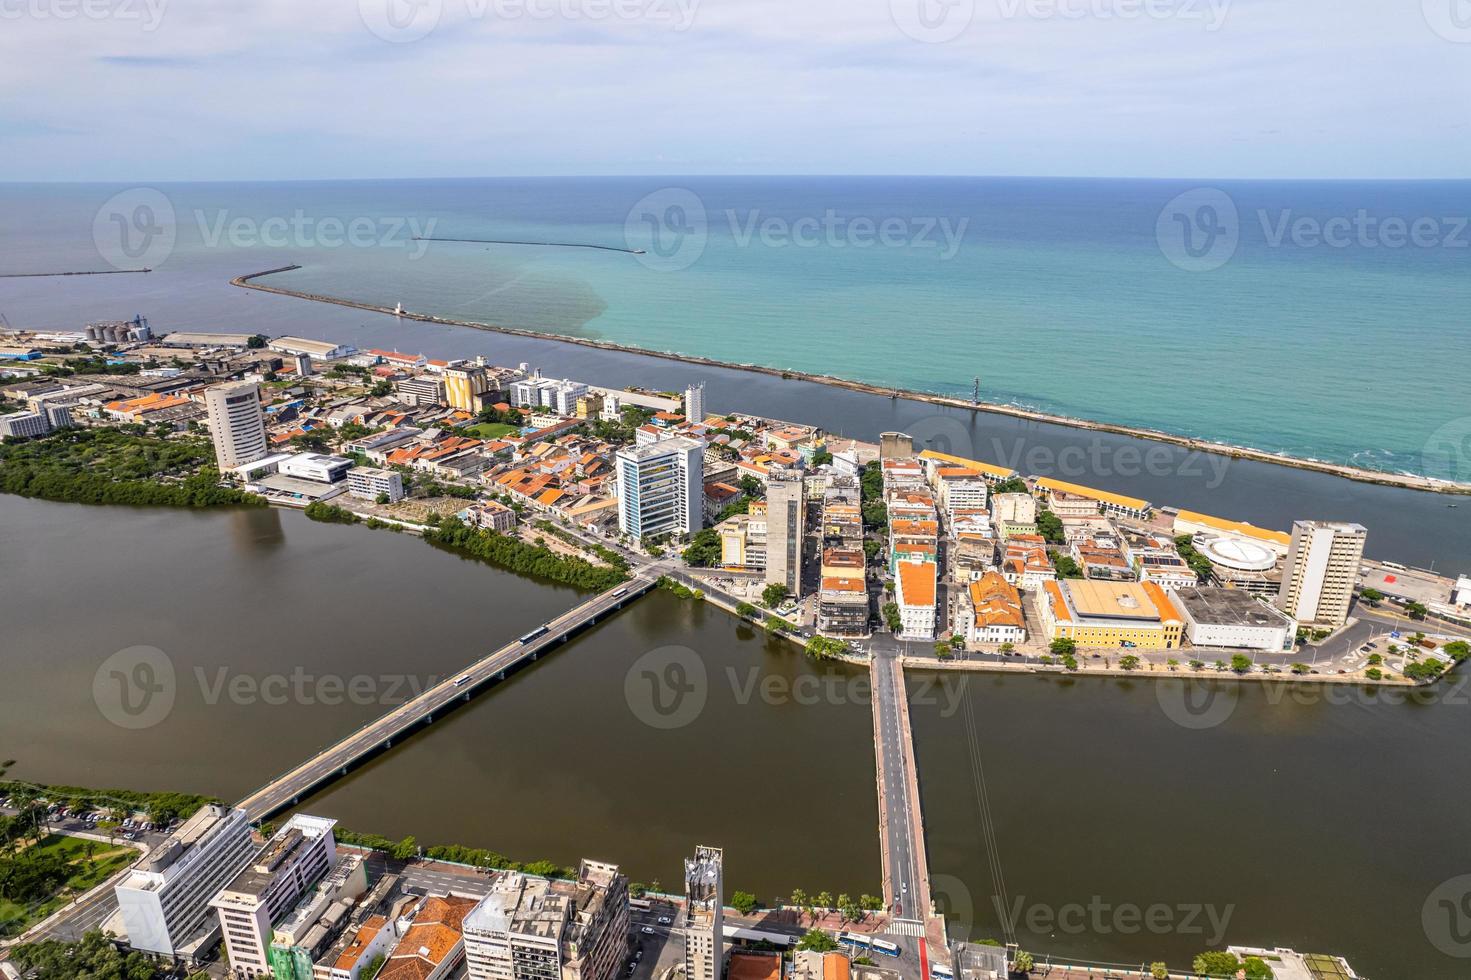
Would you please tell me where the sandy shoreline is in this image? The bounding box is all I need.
[231,265,1471,497]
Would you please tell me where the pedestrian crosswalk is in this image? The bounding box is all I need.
[887,917,926,937]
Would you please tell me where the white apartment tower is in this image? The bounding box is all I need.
[205,381,269,471]
[1276,520,1368,627]
[114,805,257,958]
[684,383,705,423]
[616,437,704,540]
[463,862,629,980]
[765,469,806,600]
[211,814,338,978]
[682,846,724,980]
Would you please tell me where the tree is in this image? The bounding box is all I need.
[1119,654,1141,671]
[737,475,763,496]
[934,640,952,659]
[1365,667,1384,681]
[999,641,1015,655]
[795,929,839,953]
[1445,640,1470,662]
[837,893,860,922]
[1011,950,1034,974]
[1049,637,1077,657]
[815,890,834,910]
[1360,587,1383,605]
[1406,601,1429,620]
[1367,653,1383,666]
[375,492,390,505]
[762,583,791,609]
[682,528,723,568]
[1036,509,1064,544]
[1189,659,1205,670]
[731,891,759,915]
[812,449,833,466]
[1150,964,1169,980]
[1291,663,1310,675]
[1193,951,1243,977]
[859,893,882,912]
[390,836,418,860]
[247,334,267,349]
[882,602,902,632]
[1050,552,1083,579]
[1230,654,1253,674]
[1167,658,1179,670]
[790,888,809,911]
[11,930,163,980]
[735,601,759,618]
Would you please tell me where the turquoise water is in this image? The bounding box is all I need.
[4,177,1468,474]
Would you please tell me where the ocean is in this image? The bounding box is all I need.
[2,176,1469,478]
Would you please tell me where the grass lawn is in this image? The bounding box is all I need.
[462,421,519,439]
[0,835,140,938]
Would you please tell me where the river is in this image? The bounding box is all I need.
[2,495,1467,977]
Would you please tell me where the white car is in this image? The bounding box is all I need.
[641,926,655,935]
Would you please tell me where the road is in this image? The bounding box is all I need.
[870,648,926,929]
[238,575,655,820]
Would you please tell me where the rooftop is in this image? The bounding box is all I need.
[1173,586,1295,628]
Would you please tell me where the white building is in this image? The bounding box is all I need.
[1277,521,1368,627]
[280,453,353,484]
[0,404,70,439]
[268,337,353,361]
[765,469,805,600]
[616,437,704,539]
[347,467,404,503]
[990,492,1037,527]
[1173,586,1296,652]
[1454,576,1471,608]
[212,814,338,978]
[895,559,937,640]
[682,847,723,980]
[684,383,705,423]
[463,862,628,980]
[115,805,257,959]
[205,382,269,471]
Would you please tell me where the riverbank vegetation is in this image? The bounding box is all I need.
[332,829,575,880]
[426,518,629,592]
[0,428,261,509]
[9,930,198,980]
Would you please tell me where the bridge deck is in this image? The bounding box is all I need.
[237,575,655,820]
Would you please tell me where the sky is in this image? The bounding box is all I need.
[0,0,1468,181]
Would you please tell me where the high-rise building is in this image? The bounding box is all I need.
[1276,520,1368,627]
[684,383,705,423]
[463,861,628,980]
[115,805,257,959]
[765,469,806,599]
[682,846,724,980]
[879,432,913,460]
[204,381,268,471]
[616,437,704,539]
[445,364,491,412]
[211,814,338,978]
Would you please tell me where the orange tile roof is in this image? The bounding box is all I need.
[897,560,936,607]
[890,520,939,538]
[822,576,866,593]
[334,915,387,971]
[969,572,1024,629]
[1142,580,1183,623]
[728,953,782,980]
[377,896,476,980]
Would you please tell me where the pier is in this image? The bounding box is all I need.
[0,269,151,278]
[237,575,656,820]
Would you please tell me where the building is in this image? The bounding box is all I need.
[459,500,518,533]
[379,895,478,980]
[917,449,1019,484]
[347,466,404,503]
[1277,521,1368,627]
[1035,478,1151,520]
[211,815,339,978]
[1191,533,1283,596]
[205,381,269,471]
[1173,510,1292,558]
[280,453,353,484]
[1040,579,1184,650]
[990,492,1038,537]
[268,337,353,361]
[445,365,491,412]
[115,805,257,959]
[765,470,806,599]
[684,383,705,423]
[879,432,914,460]
[616,437,704,539]
[895,559,937,640]
[963,572,1027,646]
[1173,586,1296,652]
[464,862,628,980]
[818,577,869,637]
[0,404,70,439]
[266,854,370,980]
[682,847,724,980]
[397,376,446,407]
[1456,576,1471,608]
[717,505,766,569]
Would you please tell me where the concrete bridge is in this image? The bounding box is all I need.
[237,575,657,821]
[870,650,934,942]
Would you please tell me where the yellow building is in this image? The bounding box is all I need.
[1041,579,1184,650]
[444,365,489,412]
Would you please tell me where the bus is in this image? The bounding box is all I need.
[930,964,954,979]
[870,939,901,958]
[838,932,871,951]
[519,626,549,644]
[629,898,653,912]
[611,587,629,598]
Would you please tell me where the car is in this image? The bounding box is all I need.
[124,832,136,840]
[641,927,655,935]
[657,916,672,925]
